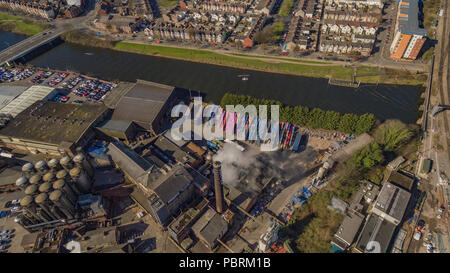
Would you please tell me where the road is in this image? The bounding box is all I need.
[0,0,99,66]
[414,0,449,253]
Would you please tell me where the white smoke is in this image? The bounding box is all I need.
[213,143,257,186]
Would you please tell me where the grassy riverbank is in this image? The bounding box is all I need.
[114,41,426,85]
[0,13,48,35]
[60,30,427,86]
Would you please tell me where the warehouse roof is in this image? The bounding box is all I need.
[111,80,174,130]
[149,164,193,205]
[333,212,364,248]
[356,213,397,253]
[372,182,411,224]
[0,85,56,117]
[192,208,228,248]
[0,85,28,110]
[107,141,153,179]
[97,119,133,134]
[387,171,414,192]
[398,0,427,36]
[0,101,108,145]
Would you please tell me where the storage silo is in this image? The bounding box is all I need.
[29,174,42,185]
[69,167,91,194]
[56,169,82,195]
[22,163,36,178]
[35,193,58,221]
[53,179,77,204]
[48,158,61,172]
[15,177,29,190]
[42,172,55,183]
[73,149,94,178]
[24,184,39,196]
[35,160,49,174]
[20,195,44,223]
[38,182,53,194]
[60,156,74,171]
[50,205,66,220]
[49,190,75,219]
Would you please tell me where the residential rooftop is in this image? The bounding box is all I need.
[397,0,427,36]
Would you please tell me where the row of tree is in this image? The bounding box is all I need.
[220,93,375,134]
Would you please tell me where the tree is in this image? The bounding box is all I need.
[373,119,414,151]
[351,142,384,173]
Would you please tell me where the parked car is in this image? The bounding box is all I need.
[4,201,12,208]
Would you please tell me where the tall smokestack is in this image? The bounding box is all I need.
[213,161,225,214]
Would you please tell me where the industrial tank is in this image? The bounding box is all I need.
[38,182,53,194]
[53,179,77,204]
[56,169,82,195]
[29,174,42,185]
[60,156,74,171]
[35,193,58,221]
[15,177,29,190]
[20,195,43,223]
[69,167,91,194]
[48,158,61,171]
[49,190,75,219]
[24,184,39,196]
[43,172,55,183]
[73,152,94,178]
[22,163,36,177]
[35,160,49,173]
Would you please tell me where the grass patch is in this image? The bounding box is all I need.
[157,0,179,7]
[0,12,47,35]
[279,0,295,17]
[61,30,117,48]
[230,53,331,64]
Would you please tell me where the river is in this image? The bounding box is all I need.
[1,31,421,123]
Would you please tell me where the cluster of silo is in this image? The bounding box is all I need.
[15,148,94,225]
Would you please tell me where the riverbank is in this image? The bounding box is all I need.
[60,31,427,86]
[0,13,48,36]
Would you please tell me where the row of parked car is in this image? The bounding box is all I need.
[0,229,15,253]
[30,71,54,84]
[0,67,35,83]
[43,72,69,87]
[73,78,115,102]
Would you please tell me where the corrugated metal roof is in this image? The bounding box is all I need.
[397,0,427,36]
[111,80,174,130]
[0,85,56,117]
[0,85,28,110]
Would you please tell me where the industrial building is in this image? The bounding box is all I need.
[331,211,364,251]
[386,171,415,192]
[191,207,228,250]
[12,149,95,232]
[371,182,411,225]
[0,85,58,118]
[0,101,109,156]
[390,0,427,60]
[355,213,397,253]
[110,80,178,135]
[108,140,196,226]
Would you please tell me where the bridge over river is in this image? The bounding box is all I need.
[0,28,64,66]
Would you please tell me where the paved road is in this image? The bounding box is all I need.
[0,29,64,65]
[0,0,99,66]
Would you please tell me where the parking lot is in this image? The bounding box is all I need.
[1,65,117,105]
[0,190,28,253]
